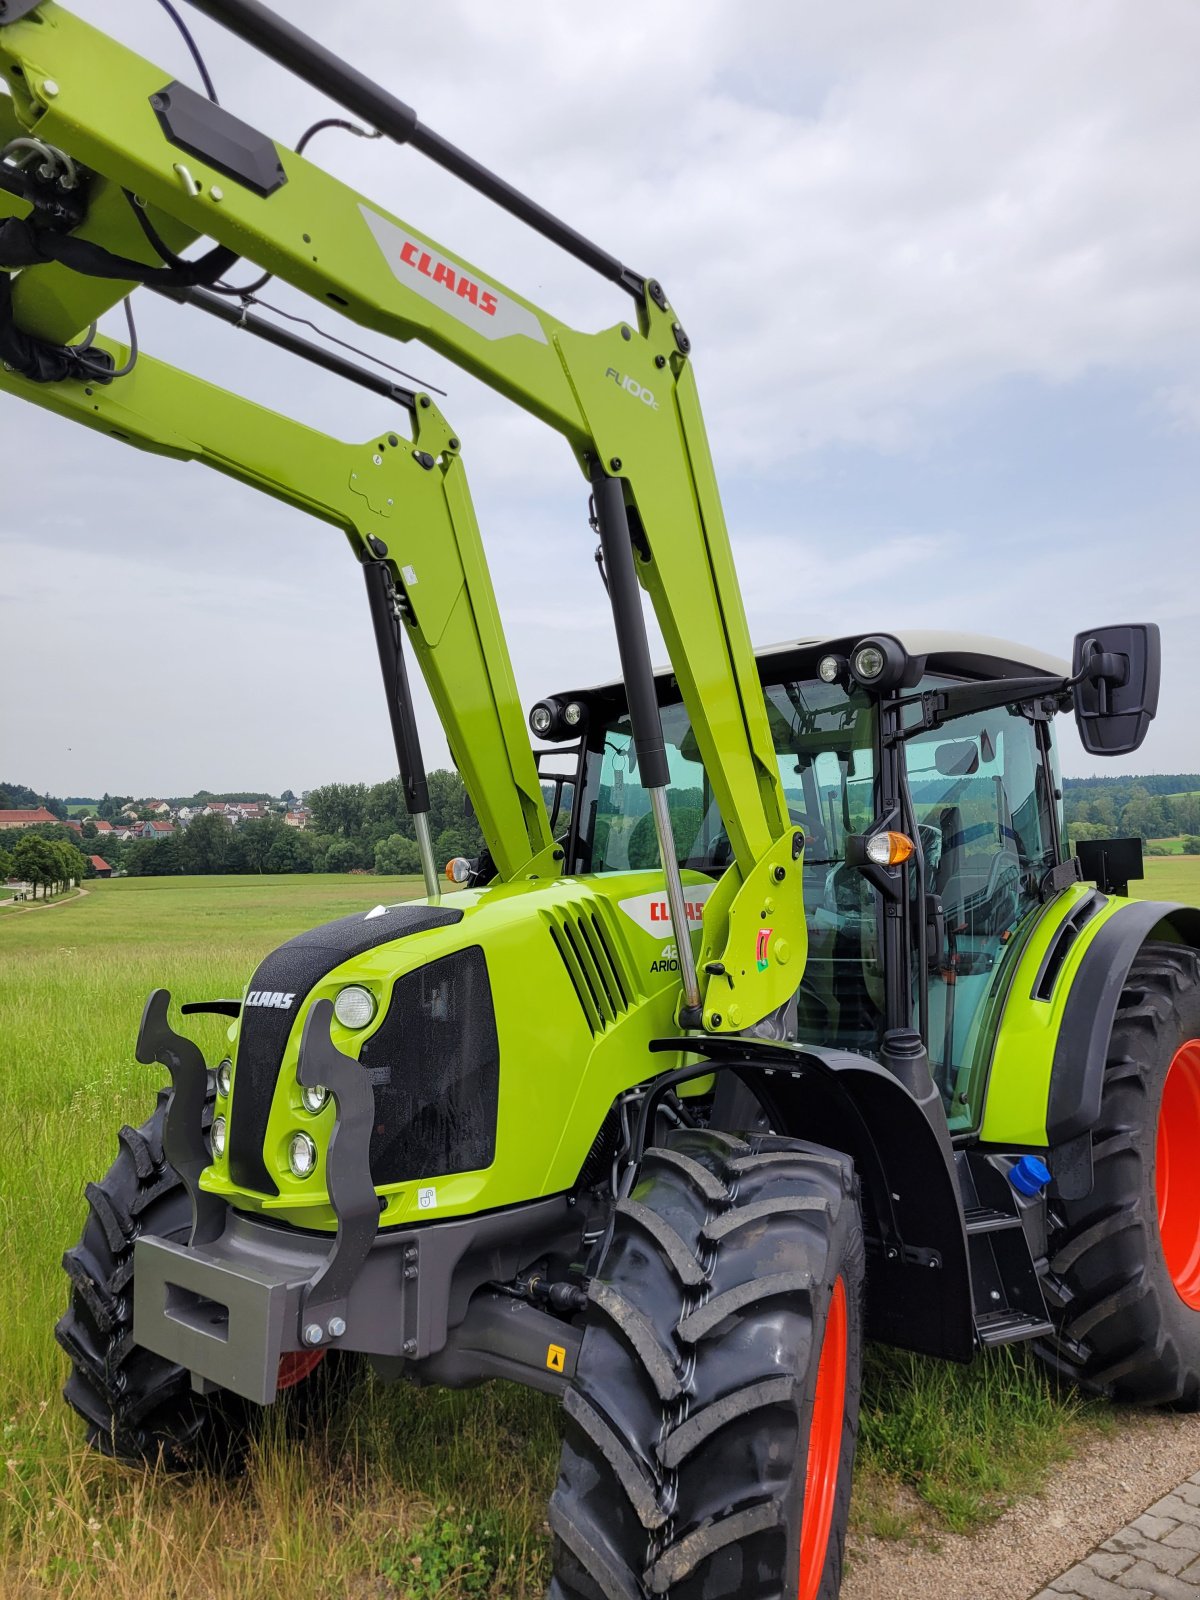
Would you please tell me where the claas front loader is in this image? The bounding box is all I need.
[1,6,1197,1597]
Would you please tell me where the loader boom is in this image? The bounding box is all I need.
[0,0,804,1030]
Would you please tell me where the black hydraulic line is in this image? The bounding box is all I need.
[589,464,668,792]
[363,558,430,817]
[182,0,647,301]
[151,282,418,408]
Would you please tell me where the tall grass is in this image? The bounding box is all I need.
[1,871,1166,1594]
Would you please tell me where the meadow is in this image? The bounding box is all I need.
[1,860,1197,1598]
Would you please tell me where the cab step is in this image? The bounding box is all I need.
[974,1310,1055,1347]
[958,1154,1055,1352]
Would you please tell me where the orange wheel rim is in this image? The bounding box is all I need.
[1157,1038,1200,1309]
[276,1348,325,1390]
[798,1275,848,1600]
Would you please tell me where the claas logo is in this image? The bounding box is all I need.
[398,241,499,317]
[648,898,706,925]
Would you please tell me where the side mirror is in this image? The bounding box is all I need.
[934,740,979,777]
[1072,623,1161,756]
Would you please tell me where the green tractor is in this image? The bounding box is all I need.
[1,5,1197,1598]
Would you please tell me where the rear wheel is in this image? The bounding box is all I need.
[1039,943,1200,1408]
[549,1128,864,1600]
[57,1086,334,1469]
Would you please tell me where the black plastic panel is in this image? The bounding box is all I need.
[228,903,463,1194]
[359,947,499,1186]
[151,79,287,197]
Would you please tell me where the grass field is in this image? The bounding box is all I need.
[3,863,1198,1597]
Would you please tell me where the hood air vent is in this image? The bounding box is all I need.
[543,902,638,1035]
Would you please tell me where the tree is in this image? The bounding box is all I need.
[1184,837,1200,856]
[281,788,297,805]
[308,782,368,838]
[324,838,368,873]
[374,833,421,875]
[12,835,56,897]
[239,814,286,874]
[0,848,12,881]
[180,812,231,875]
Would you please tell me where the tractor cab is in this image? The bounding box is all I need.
[535,631,1075,1132]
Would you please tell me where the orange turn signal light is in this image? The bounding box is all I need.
[865,830,915,867]
[445,856,472,884]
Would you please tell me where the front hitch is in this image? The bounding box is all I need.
[132,990,381,1401]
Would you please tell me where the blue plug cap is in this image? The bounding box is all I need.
[1009,1155,1053,1197]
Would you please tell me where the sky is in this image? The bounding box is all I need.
[3,0,1199,797]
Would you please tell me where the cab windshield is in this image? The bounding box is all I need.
[577,676,883,1049]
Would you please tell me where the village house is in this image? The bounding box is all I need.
[0,806,60,829]
[89,855,112,878]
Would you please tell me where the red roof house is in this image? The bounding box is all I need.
[0,807,60,828]
[89,855,112,878]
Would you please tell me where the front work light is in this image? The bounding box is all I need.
[848,634,910,693]
[852,644,886,681]
[529,702,554,736]
[818,654,845,684]
[302,1083,329,1114]
[333,984,376,1029]
[211,1115,226,1158]
[288,1131,317,1179]
[216,1058,232,1097]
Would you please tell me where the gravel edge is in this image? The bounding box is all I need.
[842,1411,1200,1600]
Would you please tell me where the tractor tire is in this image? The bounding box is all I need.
[56,1086,335,1469]
[549,1128,864,1600]
[1038,942,1200,1409]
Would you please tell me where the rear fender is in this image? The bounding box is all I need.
[1047,900,1200,1145]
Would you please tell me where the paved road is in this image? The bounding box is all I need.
[1035,1473,1200,1599]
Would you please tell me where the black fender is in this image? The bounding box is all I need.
[650,1038,975,1362]
[1048,900,1200,1145]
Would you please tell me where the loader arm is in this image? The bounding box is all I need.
[0,0,803,1031]
[0,304,558,882]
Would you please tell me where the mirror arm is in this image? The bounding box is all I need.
[891,675,1073,740]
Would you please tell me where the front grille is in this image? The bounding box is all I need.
[358,946,498,1185]
[227,902,463,1195]
[543,901,637,1034]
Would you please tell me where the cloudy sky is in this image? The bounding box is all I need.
[3,0,1199,798]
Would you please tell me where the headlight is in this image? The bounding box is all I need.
[302,1083,329,1114]
[818,654,844,684]
[288,1131,317,1179]
[211,1115,226,1158]
[529,702,553,736]
[216,1058,232,1097]
[333,984,376,1029]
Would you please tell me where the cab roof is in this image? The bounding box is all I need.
[564,630,1069,703]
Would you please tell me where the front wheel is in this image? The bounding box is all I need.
[549,1128,864,1600]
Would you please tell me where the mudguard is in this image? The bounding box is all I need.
[1047,900,1200,1144]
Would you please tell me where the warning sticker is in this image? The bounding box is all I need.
[546,1344,567,1373]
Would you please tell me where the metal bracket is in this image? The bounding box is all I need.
[295,998,380,1342]
[135,988,226,1246]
